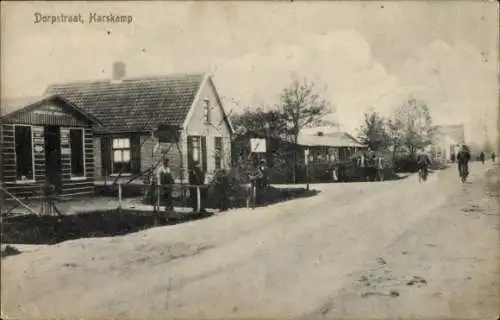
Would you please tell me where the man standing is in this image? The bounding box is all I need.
[376,154,385,181]
[491,152,496,163]
[366,149,377,181]
[157,157,174,212]
[214,169,230,212]
[188,161,205,213]
[255,159,269,205]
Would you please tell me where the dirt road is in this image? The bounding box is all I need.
[2,163,499,320]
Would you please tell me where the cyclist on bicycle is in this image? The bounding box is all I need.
[416,149,432,177]
[456,144,471,178]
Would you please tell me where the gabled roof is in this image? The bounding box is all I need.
[298,131,364,148]
[0,94,103,125]
[1,96,43,116]
[44,73,207,133]
[435,124,465,144]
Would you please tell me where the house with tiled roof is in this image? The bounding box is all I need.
[44,62,234,184]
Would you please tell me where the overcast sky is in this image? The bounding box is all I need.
[1,1,498,143]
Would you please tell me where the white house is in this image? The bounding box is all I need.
[431,124,465,163]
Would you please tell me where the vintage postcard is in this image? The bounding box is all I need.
[1,1,499,319]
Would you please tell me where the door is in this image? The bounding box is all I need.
[44,125,62,194]
[187,135,207,173]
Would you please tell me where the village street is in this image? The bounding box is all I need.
[2,162,499,320]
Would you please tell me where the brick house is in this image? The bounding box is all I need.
[45,63,234,184]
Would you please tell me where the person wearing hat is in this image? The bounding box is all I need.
[255,158,269,205]
[456,144,471,180]
[214,168,230,211]
[188,160,206,212]
[157,157,174,212]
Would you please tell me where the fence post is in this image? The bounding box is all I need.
[118,182,122,210]
[156,184,160,212]
[196,186,201,212]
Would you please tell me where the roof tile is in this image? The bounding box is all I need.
[45,73,206,133]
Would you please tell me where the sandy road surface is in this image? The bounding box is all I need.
[2,163,499,320]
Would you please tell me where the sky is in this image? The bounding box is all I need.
[1,1,498,144]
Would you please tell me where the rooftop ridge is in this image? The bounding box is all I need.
[46,72,207,89]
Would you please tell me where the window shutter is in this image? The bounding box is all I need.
[130,135,141,174]
[101,136,112,176]
[201,136,207,173]
[214,137,223,169]
[187,136,194,169]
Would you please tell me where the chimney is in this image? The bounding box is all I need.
[112,61,126,81]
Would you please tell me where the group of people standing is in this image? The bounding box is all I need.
[356,149,386,181]
[147,154,270,214]
[147,156,210,214]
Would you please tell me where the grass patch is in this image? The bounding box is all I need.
[2,209,213,245]
[1,245,22,259]
[2,186,319,245]
[251,187,320,208]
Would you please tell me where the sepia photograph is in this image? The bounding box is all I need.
[1,1,499,319]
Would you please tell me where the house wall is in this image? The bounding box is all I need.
[93,137,101,178]
[60,127,95,196]
[1,123,95,199]
[92,134,187,183]
[90,77,232,185]
[1,98,97,199]
[185,77,232,181]
[140,135,186,182]
[433,134,459,162]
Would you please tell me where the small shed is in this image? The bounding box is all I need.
[1,94,102,199]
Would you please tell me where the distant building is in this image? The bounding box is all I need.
[432,124,465,162]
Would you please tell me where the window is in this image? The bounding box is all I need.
[69,129,85,178]
[188,135,207,172]
[14,125,34,181]
[214,137,223,170]
[112,138,131,174]
[203,98,211,123]
[192,137,200,162]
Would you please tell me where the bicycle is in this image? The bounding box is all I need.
[459,166,469,183]
[418,166,428,183]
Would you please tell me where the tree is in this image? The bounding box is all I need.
[279,77,332,143]
[389,97,435,157]
[278,77,333,183]
[230,107,287,139]
[357,111,391,151]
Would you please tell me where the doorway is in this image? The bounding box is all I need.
[44,125,62,194]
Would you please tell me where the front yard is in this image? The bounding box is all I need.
[1,185,319,249]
